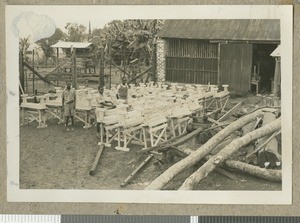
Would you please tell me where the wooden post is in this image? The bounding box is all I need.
[89,144,105,176]
[19,51,25,94]
[123,49,126,78]
[217,43,221,89]
[99,48,105,87]
[273,57,281,97]
[109,46,112,89]
[121,154,154,187]
[25,70,28,93]
[72,47,78,89]
[56,48,59,66]
[32,49,35,93]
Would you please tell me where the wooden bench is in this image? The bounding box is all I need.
[167,107,193,138]
[115,111,144,152]
[20,95,48,128]
[95,107,127,147]
[45,94,64,124]
[141,116,168,150]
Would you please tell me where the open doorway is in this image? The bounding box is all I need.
[252,44,277,94]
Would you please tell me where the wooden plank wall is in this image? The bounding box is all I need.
[165,39,218,84]
[219,43,253,94]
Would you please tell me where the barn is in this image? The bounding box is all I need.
[156,20,280,94]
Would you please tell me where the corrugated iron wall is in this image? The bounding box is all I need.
[165,39,218,84]
[219,43,253,94]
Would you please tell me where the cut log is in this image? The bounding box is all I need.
[242,117,261,135]
[217,101,244,122]
[89,144,105,176]
[224,159,281,182]
[244,130,281,161]
[210,135,238,155]
[121,154,153,187]
[173,147,239,180]
[179,117,281,190]
[257,112,281,168]
[144,109,265,190]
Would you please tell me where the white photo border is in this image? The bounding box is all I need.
[6,5,293,204]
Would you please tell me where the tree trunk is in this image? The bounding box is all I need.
[99,49,105,87]
[179,117,281,190]
[210,135,238,155]
[177,148,282,182]
[19,51,25,94]
[224,159,281,182]
[144,109,265,190]
[242,117,261,135]
[258,112,281,168]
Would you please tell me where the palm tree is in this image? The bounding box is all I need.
[19,36,31,62]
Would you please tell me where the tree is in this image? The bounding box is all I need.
[19,36,30,61]
[91,19,165,82]
[37,28,65,65]
[91,28,103,39]
[64,22,87,42]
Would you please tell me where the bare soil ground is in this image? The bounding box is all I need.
[19,95,282,191]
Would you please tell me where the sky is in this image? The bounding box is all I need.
[7,5,287,44]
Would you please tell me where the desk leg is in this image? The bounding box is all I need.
[83,111,92,129]
[37,110,47,129]
[170,119,176,138]
[142,127,148,149]
[100,123,104,144]
[58,107,63,124]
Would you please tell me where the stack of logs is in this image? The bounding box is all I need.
[142,96,282,190]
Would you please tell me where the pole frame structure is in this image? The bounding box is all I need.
[32,49,35,93]
[72,47,78,90]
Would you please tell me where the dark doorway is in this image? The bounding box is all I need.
[252,44,277,93]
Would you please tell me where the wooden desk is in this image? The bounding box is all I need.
[20,103,48,128]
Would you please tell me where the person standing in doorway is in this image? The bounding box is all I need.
[62,82,76,131]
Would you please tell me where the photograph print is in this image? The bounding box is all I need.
[6,5,292,204]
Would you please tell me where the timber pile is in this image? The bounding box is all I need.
[144,96,282,190]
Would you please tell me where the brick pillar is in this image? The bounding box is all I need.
[156,38,166,82]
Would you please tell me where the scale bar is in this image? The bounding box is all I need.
[1,215,300,223]
[0,215,60,223]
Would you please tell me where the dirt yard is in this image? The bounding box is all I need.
[19,95,282,191]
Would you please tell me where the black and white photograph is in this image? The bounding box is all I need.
[6,5,292,204]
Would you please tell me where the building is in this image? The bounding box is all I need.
[156,19,280,94]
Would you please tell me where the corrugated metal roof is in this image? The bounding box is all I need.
[158,20,280,42]
[51,41,92,48]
